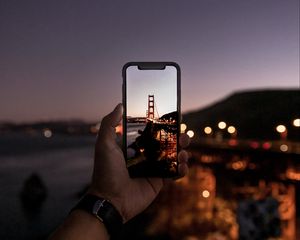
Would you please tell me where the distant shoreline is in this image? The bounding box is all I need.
[0,133,95,156]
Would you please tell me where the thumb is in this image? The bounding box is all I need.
[97,103,123,143]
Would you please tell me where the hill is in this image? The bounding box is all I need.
[183,89,300,141]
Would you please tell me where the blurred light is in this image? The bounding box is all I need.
[293,118,300,127]
[262,142,272,150]
[228,139,238,146]
[187,130,194,138]
[232,161,246,170]
[204,126,212,134]
[276,124,286,133]
[180,123,187,133]
[218,121,226,129]
[250,141,259,149]
[227,126,236,134]
[43,128,52,138]
[201,155,213,163]
[202,190,210,198]
[286,169,300,181]
[115,124,122,134]
[140,148,145,153]
[280,144,288,152]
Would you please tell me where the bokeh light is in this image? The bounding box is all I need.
[204,126,212,135]
[293,118,300,127]
[187,130,194,138]
[43,128,52,138]
[202,190,210,198]
[280,144,288,152]
[227,126,236,134]
[276,125,286,133]
[181,123,187,133]
[218,121,226,129]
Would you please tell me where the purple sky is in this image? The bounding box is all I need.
[126,66,177,118]
[0,0,299,123]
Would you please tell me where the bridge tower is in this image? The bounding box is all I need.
[147,95,155,119]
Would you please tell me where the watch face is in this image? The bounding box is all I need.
[93,199,105,213]
[93,199,106,221]
[73,194,123,235]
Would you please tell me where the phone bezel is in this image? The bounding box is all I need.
[122,62,181,178]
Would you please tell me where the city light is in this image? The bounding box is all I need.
[218,121,226,129]
[293,118,300,127]
[250,141,259,149]
[202,190,210,198]
[187,130,194,138]
[231,161,246,170]
[115,124,122,134]
[204,126,212,135]
[280,144,288,152]
[227,126,236,134]
[180,123,187,133]
[43,128,52,138]
[262,142,272,150]
[228,139,238,146]
[276,125,286,133]
[286,168,300,181]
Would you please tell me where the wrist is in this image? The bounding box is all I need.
[72,193,123,236]
[70,209,110,237]
[87,188,126,222]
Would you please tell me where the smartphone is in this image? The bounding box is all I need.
[122,62,181,177]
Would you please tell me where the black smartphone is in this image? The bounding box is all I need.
[122,62,181,177]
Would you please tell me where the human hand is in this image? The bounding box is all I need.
[88,103,189,223]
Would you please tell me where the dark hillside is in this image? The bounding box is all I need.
[183,89,300,140]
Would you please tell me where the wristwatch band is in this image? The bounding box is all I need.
[72,194,123,236]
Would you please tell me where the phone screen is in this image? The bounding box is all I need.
[123,62,180,177]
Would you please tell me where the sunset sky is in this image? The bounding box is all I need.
[0,0,299,123]
[126,65,177,118]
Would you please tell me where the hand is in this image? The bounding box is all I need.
[88,103,189,222]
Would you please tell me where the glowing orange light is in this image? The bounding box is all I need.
[180,123,187,133]
[286,169,300,181]
[227,126,236,134]
[115,124,122,134]
[204,126,212,134]
[232,161,245,170]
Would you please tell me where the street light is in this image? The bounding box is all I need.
[180,123,187,133]
[227,126,236,134]
[204,126,212,135]
[187,130,194,138]
[218,121,226,129]
[293,118,300,127]
[276,125,286,133]
[276,124,287,140]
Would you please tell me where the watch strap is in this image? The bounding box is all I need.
[72,194,123,236]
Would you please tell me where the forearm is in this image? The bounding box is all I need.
[49,209,109,240]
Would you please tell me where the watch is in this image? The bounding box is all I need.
[72,194,123,236]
